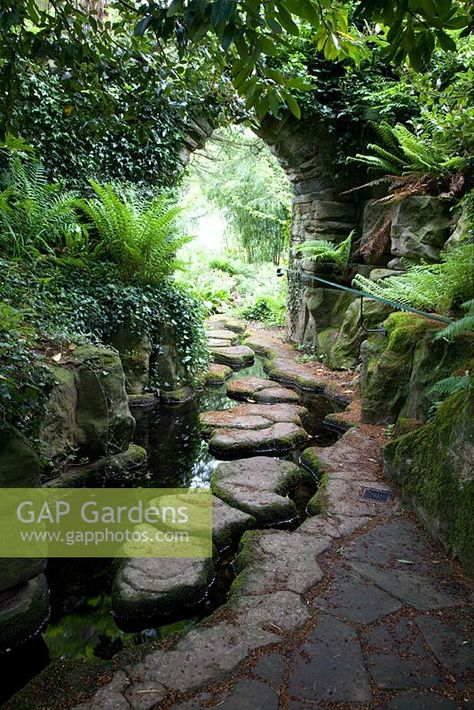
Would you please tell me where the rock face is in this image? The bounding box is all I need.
[210,345,255,370]
[211,457,309,525]
[109,328,152,395]
[41,345,135,464]
[390,196,452,262]
[227,377,301,404]
[361,313,474,425]
[0,425,48,651]
[327,299,393,370]
[384,380,474,575]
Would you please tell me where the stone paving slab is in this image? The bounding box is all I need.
[206,315,247,334]
[205,329,240,344]
[200,402,307,431]
[203,363,233,386]
[288,615,373,704]
[314,562,402,623]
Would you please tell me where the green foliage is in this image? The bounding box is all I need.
[0,158,79,259]
[349,121,465,179]
[436,299,474,339]
[0,301,52,436]
[241,293,286,327]
[353,243,474,313]
[208,256,251,276]
[188,128,292,264]
[0,259,209,395]
[77,181,192,285]
[296,232,353,268]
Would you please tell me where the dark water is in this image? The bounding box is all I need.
[1,356,345,704]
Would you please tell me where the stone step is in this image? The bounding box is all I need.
[200,403,308,433]
[210,345,255,370]
[227,376,301,404]
[206,315,247,334]
[211,457,310,525]
[204,363,233,387]
[208,422,309,458]
[205,329,240,344]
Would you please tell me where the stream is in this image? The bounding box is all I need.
[1,357,345,705]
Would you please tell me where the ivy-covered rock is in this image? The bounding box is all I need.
[384,382,474,575]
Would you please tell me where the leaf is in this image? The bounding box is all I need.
[284,93,301,119]
[436,30,457,50]
[211,0,236,28]
[134,14,153,36]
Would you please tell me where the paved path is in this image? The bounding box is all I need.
[7,325,473,710]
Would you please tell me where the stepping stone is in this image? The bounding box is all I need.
[211,496,255,552]
[112,555,216,625]
[313,563,402,623]
[227,376,300,404]
[206,329,240,344]
[0,574,49,652]
[200,403,307,432]
[211,457,307,525]
[206,315,247,334]
[208,337,234,348]
[210,345,255,370]
[208,421,309,458]
[367,654,441,690]
[234,529,324,595]
[204,363,233,386]
[288,614,372,703]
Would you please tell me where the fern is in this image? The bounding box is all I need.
[348,122,465,180]
[353,243,474,313]
[0,158,78,258]
[77,181,192,285]
[296,232,353,268]
[435,299,474,340]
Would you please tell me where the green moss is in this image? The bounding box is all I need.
[300,447,327,477]
[384,384,474,575]
[306,471,330,516]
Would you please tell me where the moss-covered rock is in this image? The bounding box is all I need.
[39,365,77,464]
[327,299,393,370]
[383,382,474,575]
[361,313,474,424]
[45,444,148,488]
[0,574,49,652]
[203,363,233,387]
[0,425,45,594]
[109,328,152,395]
[72,345,135,456]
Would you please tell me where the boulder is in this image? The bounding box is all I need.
[0,574,49,652]
[211,457,309,525]
[0,425,45,594]
[39,365,77,464]
[109,328,152,395]
[210,345,255,370]
[73,345,135,456]
[327,299,393,370]
[390,196,452,263]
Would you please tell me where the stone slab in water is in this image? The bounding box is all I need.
[227,376,300,404]
[112,555,215,625]
[0,574,49,652]
[205,329,240,344]
[208,337,234,348]
[211,496,255,552]
[208,421,308,457]
[204,363,233,386]
[210,345,255,369]
[211,456,303,525]
[200,402,307,433]
[206,315,247,334]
